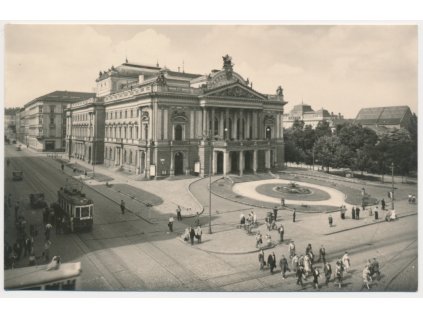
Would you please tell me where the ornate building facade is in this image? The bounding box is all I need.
[17,91,95,151]
[66,55,286,178]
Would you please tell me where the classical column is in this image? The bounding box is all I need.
[252,112,258,139]
[202,108,207,134]
[265,150,271,169]
[223,150,229,176]
[239,109,244,139]
[225,109,230,140]
[213,150,217,175]
[253,150,257,174]
[246,111,251,139]
[211,107,215,136]
[233,112,238,140]
[239,151,244,176]
[219,111,224,138]
[170,148,174,176]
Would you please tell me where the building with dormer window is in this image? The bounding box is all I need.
[66,55,286,179]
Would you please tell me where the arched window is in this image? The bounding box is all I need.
[135,126,139,139]
[109,148,112,159]
[129,126,132,139]
[129,150,132,164]
[123,150,127,163]
[174,124,183,141]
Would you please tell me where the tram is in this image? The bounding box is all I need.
[4,261,82,291]
[52,182,94,233]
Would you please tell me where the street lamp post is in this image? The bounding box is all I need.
[312,146,315,171]
[391,162,395,209]
[208,137,212,234]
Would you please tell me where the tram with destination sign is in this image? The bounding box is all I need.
[4,261,82,291]
[51,181,94,233]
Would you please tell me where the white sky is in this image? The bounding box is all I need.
[4,24,418,118]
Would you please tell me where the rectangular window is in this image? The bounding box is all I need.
[50,105,55,113]
[81,206,90,218]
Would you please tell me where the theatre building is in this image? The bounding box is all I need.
[66,55,287,178]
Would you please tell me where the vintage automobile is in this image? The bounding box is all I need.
[16,145,21,151]
[30,193,48,209]
[12,170,23,181]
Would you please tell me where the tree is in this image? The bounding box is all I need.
[314,135,353,171]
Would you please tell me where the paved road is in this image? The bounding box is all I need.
[4,145,418,292]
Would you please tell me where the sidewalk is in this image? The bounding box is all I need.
[61,157,203,219]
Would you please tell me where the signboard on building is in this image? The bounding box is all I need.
[194,162,200,173]
[149,164,156,177]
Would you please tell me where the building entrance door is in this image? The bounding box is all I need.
[244,151,253,172]
[175,152,184,175]
[216,152,223,174]
[230,152,239,173]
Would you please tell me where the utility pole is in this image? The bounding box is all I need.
[391,162,395,209]
[208,130,213,234]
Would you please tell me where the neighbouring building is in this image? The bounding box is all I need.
[66,55,287,179]
[18,91,95,151]
[282,102,344,129]
[4,108,18,142]
[354,105,416,133]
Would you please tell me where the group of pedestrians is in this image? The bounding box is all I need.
[257,239,381,290]
[181,226,202,245]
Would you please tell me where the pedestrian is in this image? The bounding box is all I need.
[291,254,299,272]
[43,240,51,262]
[265,233,272,247]
[369,207,373,217]
[381,198,386,210]
[189,226,195,245]
[335,261,343,288]
[24,235,32,257]
[296,265,305,287]
[318,245,326,263]
[168,216,174,233]
[45,223,52,241]
[273,206,278,221]
[195,226,202,243]
[176,205,182,221]
[194,212,200,227]
[268,252,276,274]
[375,206,379,220]
[352,206,356,220]
[279,255,290,279]
[328,215,333,227]
[278,224,284,243]
[255,231,263,248]
[342,251,350,272]
[120,200,125,215]
[28,252,36,266]
[312,267,320,289]
[356,207,360,220]
[306,243,313,256]
[371,258,381,280]
[43,207,49,225]
[289,241,296,259]
[408,194,412,203]
[281,196,285,207]
[13,240,22,261]
[323,261,332,286]
[362,266,372,289]
[292,208,296,223]
[340,205,345,219]
[258,249,265,270]
[61,163,64,172]
[240,213,246,229]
